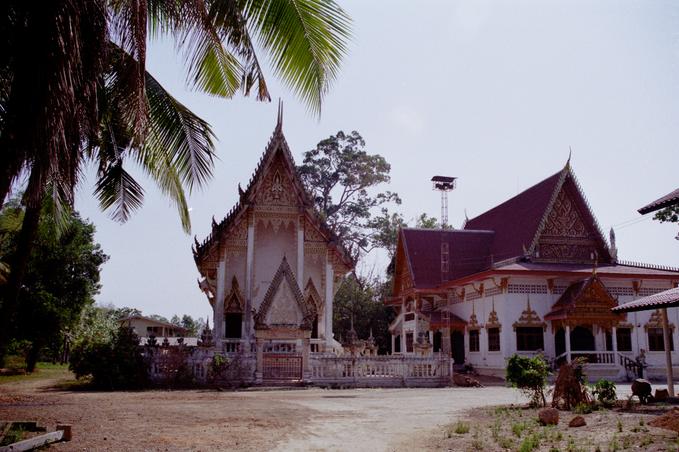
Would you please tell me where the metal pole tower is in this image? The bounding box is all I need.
[431,176,457,228]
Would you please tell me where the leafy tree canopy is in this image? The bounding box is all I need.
[333,273,395,354]
[0,197,108,371]
[298,131,401,260]
[654,205,679,223]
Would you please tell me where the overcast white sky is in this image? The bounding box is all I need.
[75,0,679,320]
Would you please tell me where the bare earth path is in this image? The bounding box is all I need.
[0,374,526,451]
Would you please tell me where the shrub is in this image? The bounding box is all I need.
[454,421,470,434]
[506,354,549,407]
[70,327,148,389]
[592,379,617,407]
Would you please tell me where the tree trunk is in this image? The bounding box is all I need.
[25,341,41,373]
[0,202,41,366]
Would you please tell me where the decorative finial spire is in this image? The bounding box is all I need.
[566,146,572,169]
[276,98,283,131]
[609,227,618,262]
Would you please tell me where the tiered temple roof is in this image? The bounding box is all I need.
[393,162,679,294]
[192,111,353,276]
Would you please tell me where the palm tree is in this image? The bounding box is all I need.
[0,0,351,363]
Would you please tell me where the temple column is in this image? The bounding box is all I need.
[245,215,255,339]
[297,216,304,290]
[325,257,334,348]
[302,336,311,381]
[214,259,226,347]
[255,337,263,383]
[661,308,675,397]
[442,327,452,358]
[612,326,618,353]
[565,325,572,363]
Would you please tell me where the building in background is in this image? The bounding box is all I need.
[387,160,679,380]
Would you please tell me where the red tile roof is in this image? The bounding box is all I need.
[464,171,562,262]
[638,188,679,215]
[612,287,679,313]
[401,228,494,288]
[396,164,673,292]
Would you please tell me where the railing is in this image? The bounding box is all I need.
[552,351,642,379]
[309,355,452,385]
[223,339,244,354]
[310,339,324,354]
[553,351,617,365]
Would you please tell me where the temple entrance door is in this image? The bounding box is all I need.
[570,326,594,351]
[451,331,465,365]
[555,328,565,356]
[262,342,303,381]
[433,331,442,353]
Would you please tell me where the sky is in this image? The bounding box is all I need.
[75,0,679,321]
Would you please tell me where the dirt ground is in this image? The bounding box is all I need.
[0,372,526,451]
[424,404,679,451]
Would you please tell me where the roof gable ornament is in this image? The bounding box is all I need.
[513,296,546,331]
[486,297,501,331]
[304,278,324,314]
[468,301,480,330]
[276,98,283,131]
[225,276,245,313]
[645,309,676,332]
[529,163,611,264]
[254,257,317,330]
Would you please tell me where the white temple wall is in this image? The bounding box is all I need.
[445,276,679,373]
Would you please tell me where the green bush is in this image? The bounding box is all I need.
[506,354,549,407]
[592,379,617,407]
[70,327,148,389]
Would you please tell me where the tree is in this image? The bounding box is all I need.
[149,314,169,324]
[654,206,679,224]
[0,197,108,371]
[298,131,401,260]
[70,326,149,389]
[181,315,203,336]
[113,306,142,320]
[333,273,395,354]
[415,213,438,229]
[506,354,550,407]
[0,0,352,364]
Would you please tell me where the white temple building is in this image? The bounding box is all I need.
[193,110,353,382]
[387,161,679,380]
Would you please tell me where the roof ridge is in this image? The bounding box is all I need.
[617,260,679,273]
[402,227,494,234]
[527,165,570,254]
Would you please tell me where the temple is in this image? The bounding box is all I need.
[192,109,353,382]
[387,160,679,380]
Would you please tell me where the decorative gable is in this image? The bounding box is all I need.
[255,257,316,330]
[254,155,298,208]
[225,276,245,313]
[513,298,546,331]
[534,175,610,264]
[304,278,323,314]
[645,309,675,331]
[544,275,624,328]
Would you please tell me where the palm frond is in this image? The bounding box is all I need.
[139,151,192,233]
[142,70,216,192]
[244,0,351,114]
[93,159,144,224]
